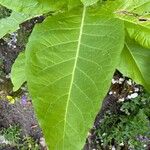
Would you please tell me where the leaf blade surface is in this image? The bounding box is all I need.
[26,6,124,150]
[118,38,150,91]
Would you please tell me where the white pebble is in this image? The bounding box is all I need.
[130,93,138,98]
[13,45,16,48]
[127,79,132,85]
[120,142,124,146]
[134,87,139,92]
[112,79,116,84]
[127,95,131,99]
[112,146,116,150]
[119,78,124,84]
[0,78,4,83]
[40,137,46,147]
[118,98,125,102]
[143,144,147,147]
[119,78,124,82]
[5,74,11,79]
[109,91,113,95]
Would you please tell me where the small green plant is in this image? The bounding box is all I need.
[97,92,150,149]
[20,136,39,150]
[0,125,40,149]
[0,125,20,146]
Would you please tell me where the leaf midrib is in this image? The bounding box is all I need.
[62,6,86,148]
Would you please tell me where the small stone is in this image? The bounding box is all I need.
[40,137,46,147]
[127,95,131,99]
[0,135,10,144]
[118,98,125,102]
[143,144,147,147]
[119,78,124,82]
[130,93,138,98]
[119,78,124,84]
[5,74,10,79]
[109,91,113,95]
[113,91,116,94]
[112,79,116,84]
[134,87,139,92]
[112,146,116,150]
[120,142,124,146]
[127,79,132,85]
[13,45,16,48]
[0,78,4,83]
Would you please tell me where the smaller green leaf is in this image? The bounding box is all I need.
[125,21,150,49]
[81,0,99,6]
[0,11,32,39]
[118,37,150,92]
[11,52,26,91]
[0,0,66,15]
[118,0,150,13]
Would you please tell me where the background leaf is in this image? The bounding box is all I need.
[125,21,150,49]
[118,37,150,91]
[26,5,124,150]
[0,0,67,15]
[0,11,31,39]
[118,0,150,13]
[11,52,26,91]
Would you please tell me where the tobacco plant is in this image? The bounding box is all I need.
[0,0,150,149]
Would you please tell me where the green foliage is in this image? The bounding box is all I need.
[118,37,150,91]
[0,0,63,15]
[26,5,124,149]
[11,51,26,91]
[0,125,20,145]
[0,125,40,149]
[0,0,149,149]
[97,93,150,149]
[115,0,150,48]
[125,22,150,49]
[20,136,39,150]
[0,11,31,39]
[0,0,83,15]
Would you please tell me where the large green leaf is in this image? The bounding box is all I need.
[0,11,31,39]
[26,5,124,150]
[118,38,150,91]
[11,52,26,91]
